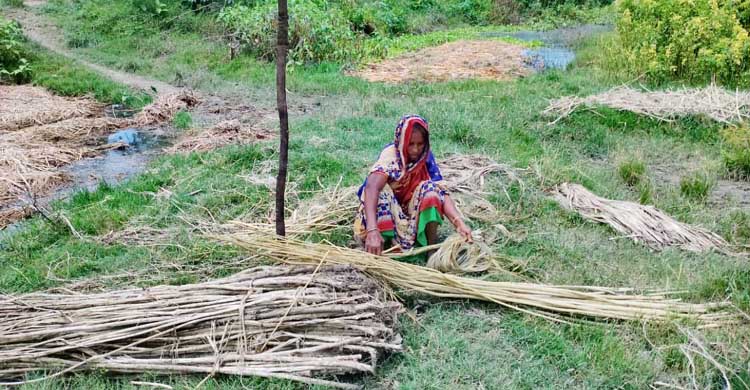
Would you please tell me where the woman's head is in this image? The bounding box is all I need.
[395,115,430,167]
[407,123,428,163]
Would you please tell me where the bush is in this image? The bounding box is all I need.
[338,0,409,36]
[616,0,750,85]
[0,18,31,84]
[219,0,365,64]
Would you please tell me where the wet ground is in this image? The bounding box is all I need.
[482,24,612,71]
[60,131,165,194]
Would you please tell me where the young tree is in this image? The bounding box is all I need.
[275,0,289,236]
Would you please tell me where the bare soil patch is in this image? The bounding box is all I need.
[353,40,530,83]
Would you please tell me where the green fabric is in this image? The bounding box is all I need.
[417,207,442,247]
[379,207,442,247]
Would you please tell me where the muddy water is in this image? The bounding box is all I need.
[482,24,612,71]
[60,133,164,194]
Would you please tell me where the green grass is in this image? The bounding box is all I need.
[2,1,749,389]
[172,110,192,129]
[679,173,714,202]
[0,0,23,7]
[618,158,646,187]
[27,41,150,108]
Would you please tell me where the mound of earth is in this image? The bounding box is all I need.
[353,40,531,83]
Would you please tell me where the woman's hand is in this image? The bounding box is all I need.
[365,230,384,255]
[455,220,473,242]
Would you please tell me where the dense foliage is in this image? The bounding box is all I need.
[218,1,365,64]
[217,0,612,64]
[616,0,750,85]
[0,18,31,83]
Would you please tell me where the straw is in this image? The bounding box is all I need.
[544,85,750,125]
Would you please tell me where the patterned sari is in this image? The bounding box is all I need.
[354,115,447,250]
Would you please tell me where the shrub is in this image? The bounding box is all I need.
[679,172,714,202]
[338,0,408,36]
[0,18,31,84]
[219,0,363,64]
[616,0,750,85]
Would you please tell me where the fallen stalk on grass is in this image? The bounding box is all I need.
[550,183,732,254]
[215,228,739,327]
[543,84,750,125]
[0,265,402,389]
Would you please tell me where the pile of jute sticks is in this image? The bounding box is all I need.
[0,265,402,389]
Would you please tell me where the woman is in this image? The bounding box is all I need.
[354,114,472,256]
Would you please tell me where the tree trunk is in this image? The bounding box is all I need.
[275,0,289,236]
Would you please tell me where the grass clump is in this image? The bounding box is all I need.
[173,111,193,130]
[679,172,715,202]
[721,125,750,179]
[618,158,646,187]
[722,210,750,246]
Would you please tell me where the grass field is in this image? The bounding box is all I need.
[2,1,749,388]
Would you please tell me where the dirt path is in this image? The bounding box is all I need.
[5,1,179,95]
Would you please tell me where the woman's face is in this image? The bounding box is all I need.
[407,129,426,163]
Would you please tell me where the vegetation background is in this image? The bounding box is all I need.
[1,0,750,388]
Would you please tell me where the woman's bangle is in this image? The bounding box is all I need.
[450,216,462,226]
[366,227,379,234]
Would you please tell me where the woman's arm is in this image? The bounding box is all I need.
[364,173,388,255]
[443,194,473,242]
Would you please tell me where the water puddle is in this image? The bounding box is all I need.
[59,131,164,194]
[0,128,166,237]
[483,24,612,71]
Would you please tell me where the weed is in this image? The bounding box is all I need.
[172,111,193,130]
[636,181,653,205]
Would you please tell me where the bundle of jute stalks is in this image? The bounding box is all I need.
[550,183,731,253]
[0,265,402,389]
[216,229,737,327]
